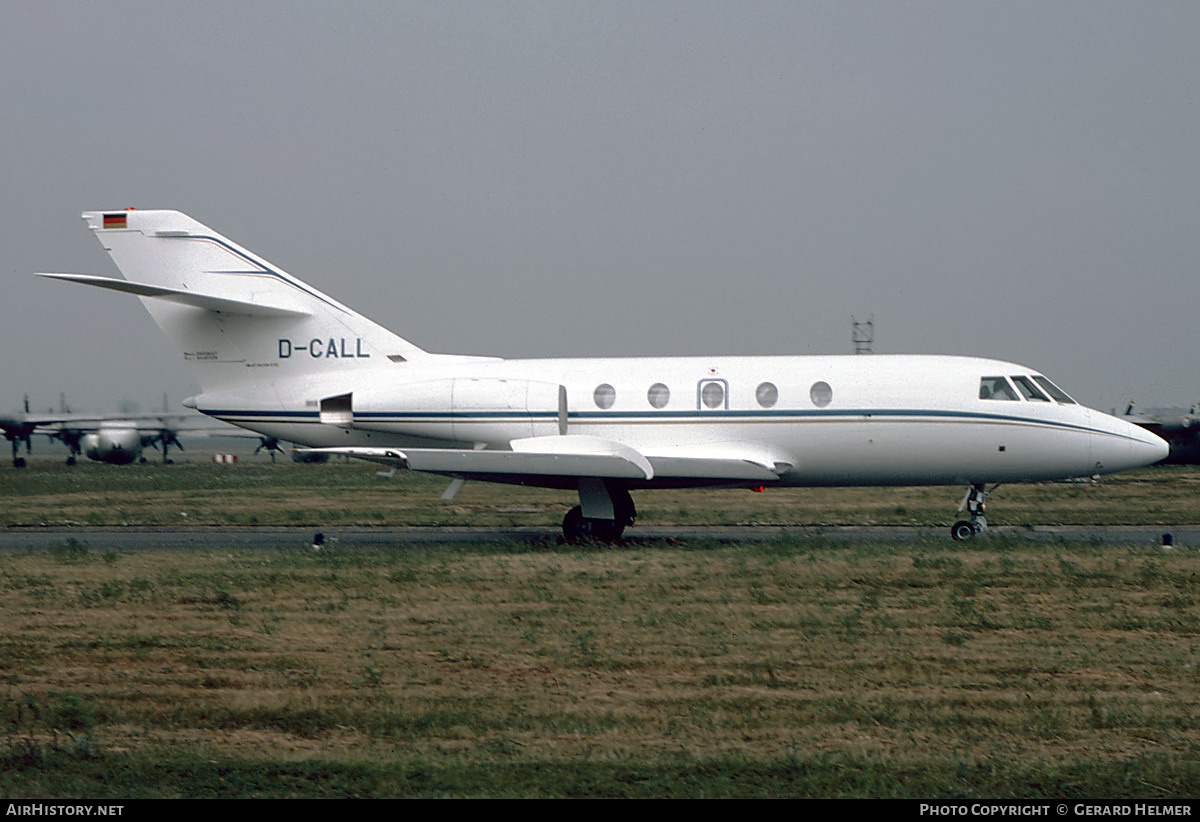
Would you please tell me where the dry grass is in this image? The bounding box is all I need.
[2,461,1199,795]
[1,537,1197,797]
[4,461,1200,527]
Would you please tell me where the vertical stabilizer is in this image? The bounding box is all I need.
[78,210,430,393]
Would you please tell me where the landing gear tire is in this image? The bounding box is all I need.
[951,483,994,540]
[950,520,978,541]
[13,457,26,469]
[562,505,625,544]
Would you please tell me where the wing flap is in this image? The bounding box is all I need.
[301,445,655,480]
[644,441,796,481]
[36,273,312,318]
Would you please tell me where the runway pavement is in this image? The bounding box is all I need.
[1,524,1195,553]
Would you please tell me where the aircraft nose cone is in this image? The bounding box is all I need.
[1138,428,1171,466]
[1093,414,1169,474]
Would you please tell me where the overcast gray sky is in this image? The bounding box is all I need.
[2,1,1197,415]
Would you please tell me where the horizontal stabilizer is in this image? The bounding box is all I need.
[36,273,313,318]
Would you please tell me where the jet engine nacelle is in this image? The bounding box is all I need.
[83,424,144,464]
[322,378,567,444]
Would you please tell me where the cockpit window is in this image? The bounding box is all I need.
[979,376,1018,401]
[1032,375,1077,404]
[1011,376,1050,402]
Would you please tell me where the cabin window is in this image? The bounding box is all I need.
[699,379,727,410]
[1033,375,1077,404]
[1011,376,1050,402]
[647,383,670,409]
[810,381,832,408]
[756,382,778,408]
[593,384,616,410]
[979,376,1018,401]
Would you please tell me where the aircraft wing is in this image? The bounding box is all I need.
[303,442,654,481]
[2,409,238,448]
[3,413,121,429]
[13,413,216,433]
[303,436,795,483]
[2,412,139,441]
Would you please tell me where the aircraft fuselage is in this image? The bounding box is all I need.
[190,353,1162,490]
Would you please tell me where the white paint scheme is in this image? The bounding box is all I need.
[39,210,1168,537]
[81,421,144,465]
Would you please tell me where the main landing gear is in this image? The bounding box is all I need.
[9,435,30,468]
[562,480,636,543]
[56,430,84,466]
[951,483,996,541]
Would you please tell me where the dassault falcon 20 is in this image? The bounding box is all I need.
[38,209,1167,541]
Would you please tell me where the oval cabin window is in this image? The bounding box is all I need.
[756,382,778,408]
[810,381,833,408]
[647,383,670,409]
[594,384,616,409]
[701,381,725,409]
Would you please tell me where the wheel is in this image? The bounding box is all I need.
[951,520,977,541]
[562,506,625,543]
[589,518,625,542]
[612,487,637,529]
[13,457,27,469]
[562,505,586,542]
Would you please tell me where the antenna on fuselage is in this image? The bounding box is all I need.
[852,315,874,355]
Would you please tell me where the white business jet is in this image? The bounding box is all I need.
[39,210,1167,541]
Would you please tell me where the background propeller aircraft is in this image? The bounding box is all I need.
[1123,402,1200,465]
[2,394,222,467]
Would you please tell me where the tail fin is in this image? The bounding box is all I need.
[44,210,430,394]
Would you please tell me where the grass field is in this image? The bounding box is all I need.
[3,459,1200,528]
[1,462,1198,797]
